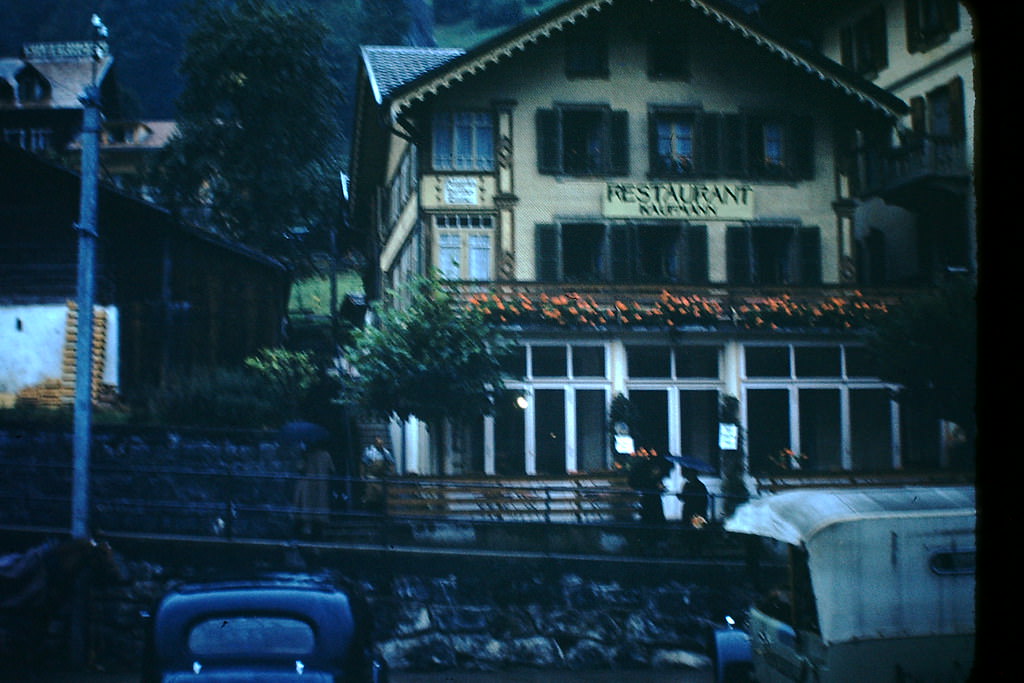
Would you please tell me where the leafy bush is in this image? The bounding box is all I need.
[147,367,282,428]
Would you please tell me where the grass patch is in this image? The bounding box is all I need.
[290,270,363,315]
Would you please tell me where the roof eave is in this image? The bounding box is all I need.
[383,0,906,119]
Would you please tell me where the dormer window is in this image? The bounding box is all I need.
[15,69,49,103]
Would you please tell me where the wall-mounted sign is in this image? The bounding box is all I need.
[444,177,479,205]
[604,182,754,220]
[718,423,739,451]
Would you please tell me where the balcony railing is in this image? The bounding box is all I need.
[859,135,969,200]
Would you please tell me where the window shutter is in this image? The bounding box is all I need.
[840,26,854,68]
[536,109,561,174]
[905,0,922,52]
[870,6,888,71]
[948,77,965,139]
[683,225,709,284]
[909,96,926,135]
[697,112,718,176]
[798,227,822,285]
[610,224,634,282]
[726,226,751,285]
[535,223,560,281]
[941,0,960,33]
[720,114,745,177]
[610,110,629,176]
[647,110,659,175]
[789,115,814,179]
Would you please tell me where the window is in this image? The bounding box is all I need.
[432,111,495,171]
[650,110,697,176]
[565,23,608,77]
[562,223,606,281]
[840,6,888,76]
[627,346,671,378]
[745,115,812,179]
[536,222,707,284]
[15,70,49,103]
[647,111,813,180]
[536,106,628,176]
[906,0,959,53]
[929,549,976,576]
[910,78,965,141]
[744,344,900,474]
[434,214,494,281]
[726,225,821,286]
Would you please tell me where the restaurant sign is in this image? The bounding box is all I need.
[604,182,754,220]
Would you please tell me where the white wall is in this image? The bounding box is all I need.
[0,303,118,398]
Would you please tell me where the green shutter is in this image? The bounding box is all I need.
[610,223,634,282]
[684,225,709,284]
[536,223,560,281]
[948,77,965,139]
[536,109,560,174]
[695,112,716,177]
[789,115,815,180]
[799,227,822,285]
[905,0,922,52]
[720,113,745,178]
[910,96,926,134]
[726,226,750,285]
[610,110,629,176]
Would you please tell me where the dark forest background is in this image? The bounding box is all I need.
[0,0,572,123]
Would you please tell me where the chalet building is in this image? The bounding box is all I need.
[0,142,291,409]
[1,41,174,199]
[347,0,973,498]
[1,41,120,155]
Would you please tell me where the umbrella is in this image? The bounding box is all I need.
[665,454,716,474]
[277,420,330,446]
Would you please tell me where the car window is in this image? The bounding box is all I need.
[189,615,315,657]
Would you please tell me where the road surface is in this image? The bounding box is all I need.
[3,668,712,682]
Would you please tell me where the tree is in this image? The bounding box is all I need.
[866,276,977,451]
[340,277,515,468]
[153,0,344,267]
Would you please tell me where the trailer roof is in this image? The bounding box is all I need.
[724,486,976,545]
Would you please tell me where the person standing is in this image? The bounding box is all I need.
[360,437,395,512]
[678,468,709,528]
[293,441,335,539]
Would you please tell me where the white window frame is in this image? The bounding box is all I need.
[740,342,901,472]
[433,214,495,281]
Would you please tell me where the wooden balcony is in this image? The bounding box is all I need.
[858,135,971,207]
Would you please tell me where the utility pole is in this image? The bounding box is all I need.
[71,15,107,541]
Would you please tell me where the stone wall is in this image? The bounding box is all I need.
[17,536,762,675]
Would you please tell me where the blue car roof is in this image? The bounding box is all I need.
[152,580,359,672]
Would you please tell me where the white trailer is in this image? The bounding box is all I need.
[716,486,975,683]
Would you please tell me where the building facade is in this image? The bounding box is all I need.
[348,0,972,499]
[761,0,976,285]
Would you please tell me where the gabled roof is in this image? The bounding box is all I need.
[363,0,906,119]
[361,46,464,105]
[0,49,114,110]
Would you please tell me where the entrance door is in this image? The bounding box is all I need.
[535,389,566,474]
